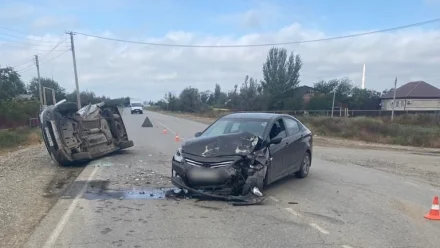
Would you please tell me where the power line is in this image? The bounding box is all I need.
[9,59,34,69]
[0,37,70,47]
[39,34,69,57]
[74,17,440,48]
[39,50,70,65]
[16,63,36,74]
[0,32,65,43]
[0,44,70,52]
[15,50,70,75]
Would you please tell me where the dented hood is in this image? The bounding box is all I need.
[182,132,261,157]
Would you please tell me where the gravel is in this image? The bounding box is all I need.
[0,145,83,248]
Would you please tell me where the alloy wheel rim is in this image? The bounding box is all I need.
[303,155,310,174]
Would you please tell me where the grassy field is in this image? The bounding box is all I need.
[0,128,42,151]
[298,116,440,148]
[148,107,440,148]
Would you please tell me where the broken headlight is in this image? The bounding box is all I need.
[173,147,183,162]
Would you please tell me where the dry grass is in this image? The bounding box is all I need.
[298,116,440,148]
[0,128,42,152]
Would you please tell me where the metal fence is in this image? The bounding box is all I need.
[230,108,440,118]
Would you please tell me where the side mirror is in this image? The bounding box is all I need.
[194,132,202,137]
[270,137,282,145]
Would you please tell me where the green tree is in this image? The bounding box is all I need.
[179,87,202,112]
[348,88,381,110]
[28,77,66,104]
[165,92,180,111]
[306,94,333,110]
[0,67,26,101]
[213,84,228,107]
[226,84,240,109]
[239,75,267,111]
[261,47,302,109]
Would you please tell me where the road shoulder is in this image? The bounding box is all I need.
[0,145,83,248]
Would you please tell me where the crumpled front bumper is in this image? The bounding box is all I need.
[171,160,265,205]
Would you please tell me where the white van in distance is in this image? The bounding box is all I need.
[130,102,143,114]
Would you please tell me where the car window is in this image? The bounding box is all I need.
[229,122,241,133]
[201,119,268,138]
[283,117,300,135]
[269,119,287,140]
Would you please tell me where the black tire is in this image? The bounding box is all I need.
[296,152,311,178]
[56,102,78,114]
[140,111,143,114]
[131,111,134,114]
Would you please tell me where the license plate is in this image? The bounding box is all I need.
[45,127,54,147]
[191,169,215,178]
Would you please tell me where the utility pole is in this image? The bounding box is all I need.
[391,77,397,121]
[43,87,47,106]
[67,31,81,109]
[331,88,336,118]
[52,89,56,105]
[35,55,43,109]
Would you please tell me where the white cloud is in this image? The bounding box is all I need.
[216,2,282,29]
[2,23,440,102]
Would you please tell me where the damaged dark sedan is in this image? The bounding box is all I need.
[40,100,134,166]
[171,113,313,204]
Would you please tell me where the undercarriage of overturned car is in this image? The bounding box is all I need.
[40,100,134,166]
[171,132,276,205]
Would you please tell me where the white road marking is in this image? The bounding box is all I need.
[285,207,302,217]
[42,166,99,248]
[309,223,330,235]
[342,245,354,248]
[269,196,279,202]
[157,121,185,140]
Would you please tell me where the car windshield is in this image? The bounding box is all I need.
[201,118,268,138]
[131,103,142,107]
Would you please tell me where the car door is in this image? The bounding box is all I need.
[283,117,304,172]
[267,118,289,179]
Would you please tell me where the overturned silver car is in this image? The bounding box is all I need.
[171,113,313,205]
[40,100,134,166]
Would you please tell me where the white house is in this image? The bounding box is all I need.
[381,81,440,111]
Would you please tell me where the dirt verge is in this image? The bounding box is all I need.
[0,145,83,248]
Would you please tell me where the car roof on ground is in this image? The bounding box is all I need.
[222,112,286,120]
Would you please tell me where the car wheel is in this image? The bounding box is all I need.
[296,152,311,178]
[56,102,78,114]
[140,111,143,114]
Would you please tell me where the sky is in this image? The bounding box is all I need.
[1,0,440,101]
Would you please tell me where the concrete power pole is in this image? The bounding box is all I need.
[35,55,43,109]
[361,64,366,89]
[67,31,81,109]
[391,77,397,121]
[331,89,336,118]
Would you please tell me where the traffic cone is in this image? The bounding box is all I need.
[175,135,180,142]
[162,128,167,134]
[424,196,440,220]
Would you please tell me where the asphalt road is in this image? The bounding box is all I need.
[24,110,440,248]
